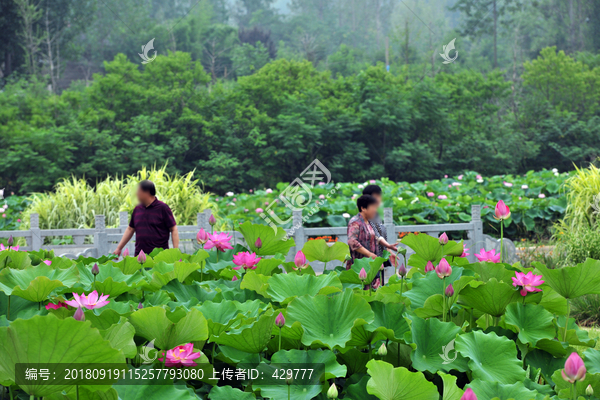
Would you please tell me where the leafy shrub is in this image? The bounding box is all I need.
[19,165,216,229]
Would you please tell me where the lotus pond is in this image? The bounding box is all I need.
[0,222,599,400]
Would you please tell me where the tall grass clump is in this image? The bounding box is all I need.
[21,165,217,229]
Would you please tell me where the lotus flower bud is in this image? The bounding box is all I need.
[73,307,85,321]
[494,200,511,220]
[91,263,99,276]
[377,343,388,356]
[138,302,143,310]
[232,275,238,281]
[137,250,147,264]
[445,284,454,297]
[294,251,307,269]
[122,248,130,257]
[439,232,449,245]
[327,383,338,399]
[255,237,262,249]
[436,258,452,279]
[7,235,13,247]
[208,214,216,226]
[286,376,294,386]
[359,267,367,280]
[461,388,477,400]
[587,385,594,396]
[344,253,352,261]
[196,228,209,245]
[398,264,407,277]
[425,261,435,273]
[562,352,586,383]
[275,312,285,328]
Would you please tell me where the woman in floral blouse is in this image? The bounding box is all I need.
[346,195,380,285]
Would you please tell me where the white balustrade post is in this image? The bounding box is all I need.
[94,215,108,257]
[471,205,483,263]
[293,210,304,257]
[30,213,42,251]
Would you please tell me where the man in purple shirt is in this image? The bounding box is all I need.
[114,180,179,256]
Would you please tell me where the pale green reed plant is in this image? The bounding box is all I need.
[21,165,218,230]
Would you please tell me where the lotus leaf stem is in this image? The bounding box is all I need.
[563,300,570,342]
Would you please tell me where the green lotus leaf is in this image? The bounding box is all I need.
[301,239,349,263]
[534,338,573,357]
[194,300,245,339]
[456,330,526,384]
[439,372,464,400]
[340,257,386,285]
[525,349,566,385]
[112,257,145,274]
[345,375,378,400]
[212,308,276,353]
[85,308,123,330]
[208,386,256,400]
[128,306,208,350]
[286,289,375,349]
[0,264,79,302]
[240,270,271,298]
[140,261,202,291]
[538,286,568,315]
[534,259,600,299]
[458,278,523,317]
[77,263,145,297]
[238,221,296,256]
[504,303,555,345]
[585,348,600,374]
[404,268,463,309]
[0,292,39,321]
[466,380,541,400]
[0,250,31,270]
[557,315,596,347]
[337,348,370,375]
[115,383,198,400]
[272,349,347,380]
[463,262,516,283]
[47,386,119,400]
[401,233,443,262]
[151,248,186,263]
[408,316,468,373]
[365,360,439,400]
[266,272,343,304]
[552,370,600,399]
[414,294,445,318]
[164,280,219,303]
[367,301,411,342]
[254,258,284,276]
[0,314,125,397]
[100,317,137,358]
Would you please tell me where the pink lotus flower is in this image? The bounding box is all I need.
[476,175,482,180]
[256,208,264,213]
[503,181,513,187]
[42,260,52,266]
[255,237,262,249]
[266,188,273,193]
[445,284,454,297]
[435,258,452,279]
[73,307,85,321]
[427,192,434,197]
[521,184,528,189]
[370,179,376,184]
[439,232,448,245]
[319,194,325,199]
[275,312,285,328]
[458,175,463,180]
[461,247,470,258]
[46,302,68,310]
[438,195,448,200]
[196,228,209,245]
[17,219,21,223]
[359,268,367,280]
[160,343,202,367]
[64,290,110,309]
[461,388,477,400]
[0,244,19,251]
[232,275,238,281]
[494,200,511,220]
[318,182,325,186]
[232,251,261,270]
[425,261,435,273]
[205,232,234,252]
[208,214,217,226]
[294,251,307,270]
[562,352,586,383]
[512,271,544,296]
[444,175,448,178]
[137,250,147,264]
[122,248,130,257]
[474,249,501,263]
[539,193,546,198]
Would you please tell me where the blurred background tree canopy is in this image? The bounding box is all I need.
[1,0,600,194]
